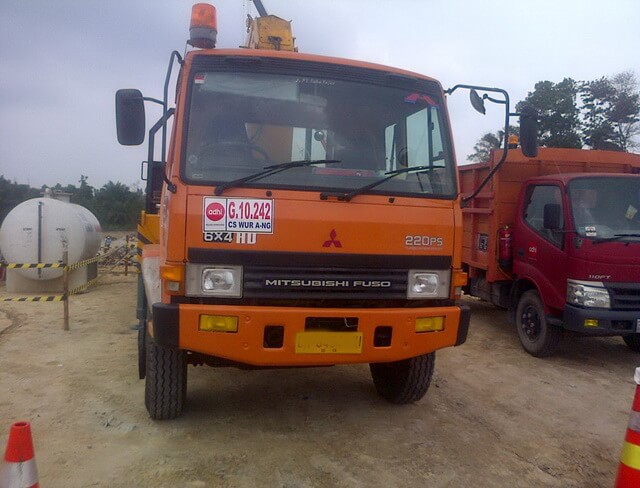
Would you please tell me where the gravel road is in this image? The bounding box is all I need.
[0,274,636,487]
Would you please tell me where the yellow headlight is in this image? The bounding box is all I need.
[415,316,444,333]
[199,315,238,332]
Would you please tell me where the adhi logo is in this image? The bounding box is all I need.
[323,229,342,248]
[205,202,225,222]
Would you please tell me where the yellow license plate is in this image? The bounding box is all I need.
[295,331,363,354]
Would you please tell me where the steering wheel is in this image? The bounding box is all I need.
[198,141,272,166]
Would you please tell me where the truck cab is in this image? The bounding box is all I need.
[513,173,640,351]
[460,148,640,357]
[116,4,478,419]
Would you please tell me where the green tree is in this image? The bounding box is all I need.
[581,77,618,150]
[467,126,520,163]
[0,176,40,225]
[94,181,143,230]
[516,78,582,148]
[72,175,96,213]
[0,176,142,232]
[468,132,501,163]
[581,71,640,151]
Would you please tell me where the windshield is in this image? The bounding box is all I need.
[568,176,640,239]
[182,70,456,198]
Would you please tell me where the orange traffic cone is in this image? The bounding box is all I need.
[0,421,39,488]
[615,367,640,487]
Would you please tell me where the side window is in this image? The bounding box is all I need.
[523,185,564,247]
[406,109,429,166]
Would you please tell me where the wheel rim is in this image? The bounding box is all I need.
[520,305,541,341]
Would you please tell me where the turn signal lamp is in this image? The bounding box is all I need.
[508,134,519,148]
[415,316,444,333]
[189,3,218,49]
[160,264,184,293]
[199,315,238,332]
[453,270,468,299]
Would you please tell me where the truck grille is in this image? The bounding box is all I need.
[243,266,407,299]
[187,248,452,303]
[605,283,640,310]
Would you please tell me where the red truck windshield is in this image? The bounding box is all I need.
[568,176,640,239]
[182,70,456,198]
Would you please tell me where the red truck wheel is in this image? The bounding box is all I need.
[516,290,561,357]
[623,335,640,352]
[144,333,187,420]
[369,352,435,404]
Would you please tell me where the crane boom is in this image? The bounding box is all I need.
[252,0,268,17]
[244,0,296,51]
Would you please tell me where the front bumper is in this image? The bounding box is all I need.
[563,304,640,335]
[152,303,470,366]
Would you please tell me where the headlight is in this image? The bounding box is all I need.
[407,270,450,299]
[186,264,242,297]
[566,280,610,308]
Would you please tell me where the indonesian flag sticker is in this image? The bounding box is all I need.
[194,73,206,84]
[404,93,436,106]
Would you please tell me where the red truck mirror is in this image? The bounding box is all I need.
[519,106,538,158]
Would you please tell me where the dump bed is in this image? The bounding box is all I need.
[459,147,640,283]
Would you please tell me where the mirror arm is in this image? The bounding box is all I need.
[483,95,505,105]
[142,96,164,106]
[162,51,183,169]
[460,88,511,205]
[147,108,177,195]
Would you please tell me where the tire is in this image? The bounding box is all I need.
[515,290,561,357]
[137,320,146,380]
[623,334,640,352]
[369,352,435,404]
[144,333,187,420]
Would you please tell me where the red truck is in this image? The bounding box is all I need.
[460,147,640,356]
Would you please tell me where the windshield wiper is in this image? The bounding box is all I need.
[214,159,341,196]
[592,233,640,244]
[324,165,433,201]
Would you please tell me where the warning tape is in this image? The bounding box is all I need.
[65,246,123,271]
[0,245,124,272]
[2,295,65,302]
[1,245,134,304]
[65,255,101,271]
[68,277,100,296]
[0,262,63,269]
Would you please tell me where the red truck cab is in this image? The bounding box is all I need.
[461,148,640,356]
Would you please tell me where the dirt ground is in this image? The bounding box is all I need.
[1,270,638,487]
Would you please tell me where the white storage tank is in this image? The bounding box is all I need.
[0,192,102,293]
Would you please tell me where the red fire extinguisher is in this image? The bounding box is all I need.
[498,225,513,268]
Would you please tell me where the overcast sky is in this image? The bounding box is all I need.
[1,0,639,189]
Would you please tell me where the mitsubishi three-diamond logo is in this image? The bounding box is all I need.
[322,229,342,248]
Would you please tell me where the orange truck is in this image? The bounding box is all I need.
[460,147,640,357]
[115,2,536,419]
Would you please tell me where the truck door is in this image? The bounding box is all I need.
[514,184,568,314]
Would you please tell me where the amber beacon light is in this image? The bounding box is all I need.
[189,3,217,49]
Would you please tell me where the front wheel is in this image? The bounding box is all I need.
[369,352,435,404]
[144,333,187,420]
[515,290,561,357]
[623,334,640,352]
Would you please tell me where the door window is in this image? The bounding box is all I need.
[523,185,564,247]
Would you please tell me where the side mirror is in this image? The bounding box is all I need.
[469,89,486,115]
[543,203,562,230]
[115,89,146,146]
[519,106,538,158]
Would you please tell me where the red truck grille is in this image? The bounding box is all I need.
[606,283,640,310]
